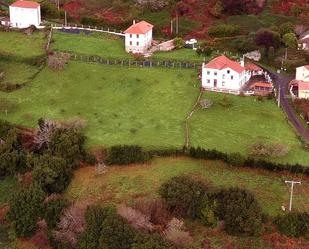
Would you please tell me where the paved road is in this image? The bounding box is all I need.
[267,70,309,143]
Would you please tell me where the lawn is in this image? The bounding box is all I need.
[51,31,132,59]
[0,176,17,205]
[0,61,40,84]
[0,31,45,59]
[0,61,308,164]
[152,48,206,63]
[0,61,198,148]
[65,157,309,217]
[189,92,309,165]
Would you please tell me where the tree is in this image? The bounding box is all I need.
[275,212,309,238]
[43,198,69,229]
[255,29,280,53]
[132,233,173,249]
[159,176,209,218]
[98,210,136,249]
[31,154,72,193]
[279,22,294,36]
[196,42,213,57]
[216,188,262,236]
[173,37,184,49]
[210,0,223,18]
[0,128,27,176]
[282,33,298,49]
[7,184,46,237]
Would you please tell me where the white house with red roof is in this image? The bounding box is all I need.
[124,20,153,53]
[9,0,41,28]
[201,55,249,91]
[296,65,309,99]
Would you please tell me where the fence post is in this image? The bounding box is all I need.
[129,60,131,67]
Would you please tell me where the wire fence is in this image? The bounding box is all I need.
[54,51,202,69]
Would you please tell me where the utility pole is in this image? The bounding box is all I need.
[170,19,173,35]
[285,180,301,211]
[278,86,281,108]
[64,10,67,26]
[176,13,179,35]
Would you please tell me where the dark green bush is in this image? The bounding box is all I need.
[275,212,309,238]
[132,233,174,249]
[208,24,241,38]
[159,176,209,218]
[31,154,73,194]
[216,187,263,236]
[106,145,151,165]
[0,119,14,138]
[43,198,69,229]
[7,184,46,237]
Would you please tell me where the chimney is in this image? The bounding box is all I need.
[133,20,136,25]
[240,55,245,67]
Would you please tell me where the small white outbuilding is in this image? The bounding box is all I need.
[9,0,41,29]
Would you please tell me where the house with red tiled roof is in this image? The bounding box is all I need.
[9,0,41,28]
[295,65,309,99]
[201,55,249,90]
[124,20,153,53]
[245,63,263,76]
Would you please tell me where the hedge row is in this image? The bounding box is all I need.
[188,147,309,175]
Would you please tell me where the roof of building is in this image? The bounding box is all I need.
[10,0,40,8]
[204,55,245,73]
[298,81,309,91]
[124,21,153,34]
[305,65,309,70]
[245,63,262,71]
[253,82,273,88]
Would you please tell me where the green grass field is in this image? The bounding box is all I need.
[65,157,309,216]
[0,31,45,59]
[189,92,309,165]
[0,60,308,164]
[0,61,40,84]
[152,48,206,63]
[51,31,132,59]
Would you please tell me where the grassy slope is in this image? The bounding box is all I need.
[0,61,198,148]
[0,61,40,84]
[51,31,132,59]
[0,31,45,59]
[190,92,309,165]
[152,48,206,63]
[0,60,308,164]
[65,157,309,216]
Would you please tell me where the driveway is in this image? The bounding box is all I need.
[266,69,309,143]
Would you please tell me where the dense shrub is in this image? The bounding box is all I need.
[275,212,309,238]
[208,24,241,38]
[159,176,209,218]
[216,188,263,235]
[173,37,184,49]
[47,127,86,168]
[188,147,309,175]
[31,154,73,193]
[7,184,46,237]
[47,52,70,71]
[0,119,14,138]
[163,218,193,246]
[198,195,218,227]
[106,145,151,165]
[43,198,69,229]
[132,233,173,249]
[255,29,280,52]
[0,128,27,176]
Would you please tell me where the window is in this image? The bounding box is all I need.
[136,41,139,46]
[137,34,139,38]
[231,76,234,80]
[227,70,230,74]
[207,71,210,75]
[214,72,217,76]
[207,79,210,84]
[222,74,225,79]
[129,41,132,45]
[130,34,132,38]
[222,81,225,86]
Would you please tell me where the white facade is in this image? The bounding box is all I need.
[125,30,152,53]
[9,2,41,29]
[124,21,153,54]
[296,65,309,81]
[201,56,249,91]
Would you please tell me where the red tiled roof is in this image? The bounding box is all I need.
[253,82,273,88]
[124,21,153,34]
[305,65,309,70]
[204,55,245,74]
[245,63,262,71]
[299,81,309,91]
[10,0,39,8]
